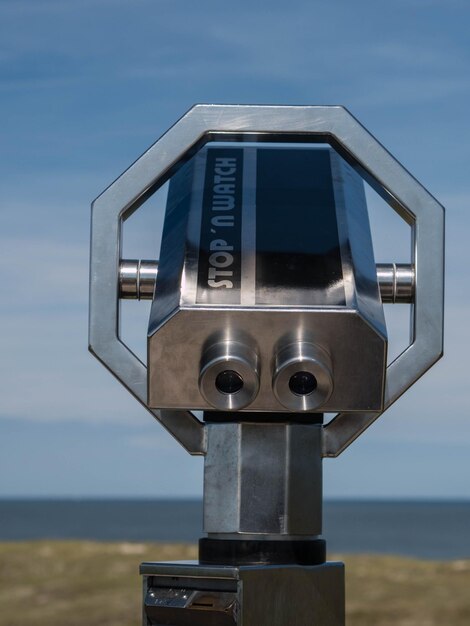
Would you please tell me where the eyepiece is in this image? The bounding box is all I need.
[273,343,333,411]
[215,370,244,395]
[199,341,259,410]
[288,371,318,396]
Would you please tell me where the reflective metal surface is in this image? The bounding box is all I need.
[376,263,414,303]
[141,561,345,626]
[148,308,386,413]
[203,423,322,536]
[119,260,159,300]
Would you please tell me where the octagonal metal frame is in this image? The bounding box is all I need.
[89,104,444,457]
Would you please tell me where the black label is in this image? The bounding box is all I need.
[196,148,243,305]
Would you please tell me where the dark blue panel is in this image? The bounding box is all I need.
[255,148,345,306]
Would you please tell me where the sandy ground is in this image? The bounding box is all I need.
[0,541,469,625]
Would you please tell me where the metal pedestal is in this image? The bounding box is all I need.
[89,105,445,626]
[141,560,345,626]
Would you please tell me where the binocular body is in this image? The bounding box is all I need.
[148,145,386,414]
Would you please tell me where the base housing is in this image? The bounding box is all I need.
[141,560,345,626]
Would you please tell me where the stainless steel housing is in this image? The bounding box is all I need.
[119,260,159,300]
[89,104,445,456]
[147,145,387,413]
[376,263,415,303]
[204,422,323,537]
[141,561,345,626]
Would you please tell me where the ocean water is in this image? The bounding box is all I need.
[0,499,469,560]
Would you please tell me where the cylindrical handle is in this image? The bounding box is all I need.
[119,259,415,303]
[119,260,158,300]
[376,263,415,303]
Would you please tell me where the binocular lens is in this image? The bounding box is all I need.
[289,371,317,396]
[199,341,259,410]
[215,370,244,395]
[273,343,333,411]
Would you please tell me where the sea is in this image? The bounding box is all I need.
[0,499,469,560]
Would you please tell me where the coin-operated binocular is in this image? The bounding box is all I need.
[90,105,444,626]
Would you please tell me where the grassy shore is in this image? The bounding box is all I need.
[0,541,469,625]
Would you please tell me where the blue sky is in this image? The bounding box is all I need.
[0,0,469,498]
